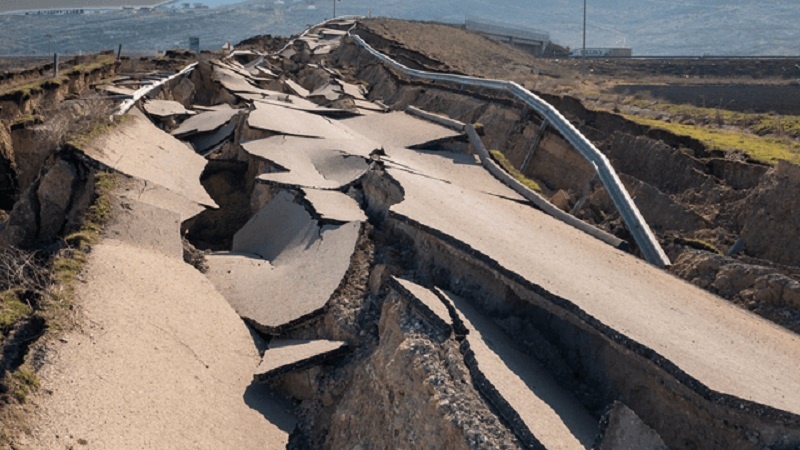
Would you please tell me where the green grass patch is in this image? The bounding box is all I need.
[63,56,115,76]
[10,368,40,403]
[676,237,723,255]
[626,115,800,165]
[11,114,43,128]
[751,115,800,139]
[49,171,116,307]
[489,150,542,192]
[0,290,32,332]
[0,55,116,102]
[601,91,800,140]
[0,77,65,101]
[66,114,130,151]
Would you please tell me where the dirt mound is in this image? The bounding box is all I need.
[357,19,539,81]
[740,162,800,267]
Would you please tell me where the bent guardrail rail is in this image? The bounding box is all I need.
[405,105,625,248]
[115,62,198,117]
[274,15,365,56]
[348,32,670,268]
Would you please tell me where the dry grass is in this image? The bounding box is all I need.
[489,149,542,192]
[0,54,116,102]
[626,115,800,165]
[0,170,116,446]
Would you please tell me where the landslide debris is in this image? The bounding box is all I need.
[0,51,198,445]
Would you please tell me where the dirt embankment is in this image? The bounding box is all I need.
[0,52,197,445]
[339,18,800,333]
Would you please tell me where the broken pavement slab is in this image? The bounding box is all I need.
[284,79,310,98]
[244,134,377,160]
[205,191,361,334]
[243,136,370,190]
[435,288,597,450]
[248,101,355,139]
[301,188,367,223]
[171,108,240,137]
[27,236,295,450]
[254,340,349,383]
[97,84,136,97]
[338,81,367,100]
[237,92,354,116]
[340,111,464,149]
[115,177,206,222]
[170,107,242,154]
[385,147,800,417]
[309,83,343,102]
[78,110,216,208]
[389,277,453,335]
[353,98,389,113]
[192,103,234,112]
[213,65,275,95]
[105,197,183,259]
[142,99,195,118]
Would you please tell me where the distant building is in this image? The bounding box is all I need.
[569,48,633,58]
[465,16,550,56]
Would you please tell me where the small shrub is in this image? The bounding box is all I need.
[0,290,31,332]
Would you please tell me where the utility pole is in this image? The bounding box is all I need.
[333,0,339,18]
[581,0,587,77]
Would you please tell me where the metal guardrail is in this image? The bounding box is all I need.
[115,62,197,117]
[274,15,365,56]
[348,32,671,268]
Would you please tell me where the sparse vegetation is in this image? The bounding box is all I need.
[676,237,723,255]
[10,368,40,403]
[50,171,116,307]
[0,290,32,332]
[614,96,800,140]
[11,114,43,128]
[489,149,542,192]
[65,114,129,151]
[625,115,800,165]
[0,54,116,102]
[0,169,116,444]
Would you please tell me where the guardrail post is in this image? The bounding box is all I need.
[570,172,597,215]
[520,118,548,173]
[53,53,59,78]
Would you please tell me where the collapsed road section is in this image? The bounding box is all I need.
[11,17,800,450]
